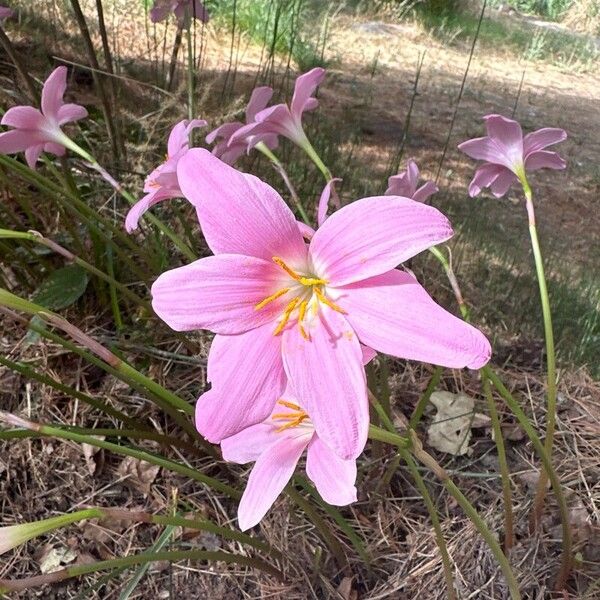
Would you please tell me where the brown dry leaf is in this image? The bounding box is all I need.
[37,544,77,574]
[116,455,160,496]
[427,391,475,456]
[82,436,105,475]
[337,576,358,600]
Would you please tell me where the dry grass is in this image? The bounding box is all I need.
[1,1,599,598]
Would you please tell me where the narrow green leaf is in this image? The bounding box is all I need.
[32,265,89,310]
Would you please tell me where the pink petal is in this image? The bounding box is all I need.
[215,142,247,165]
[205,121,242,145]
[309,196,453,286]
[489,169,517,198]
[1,106,44,130]
[151,254,288,334]
[167,118,206,157]
[467,163,506,197]
[25,144,44,169]
[0,130,40,154]
[43,141,66,156]
[282,308,368,460]
[191,0,209,22]
[361,345,377,365]
[177,149,307,263]
[412,181,439,203]
[524,150,566,171]
[339,269,491,369]
[458,136,504,164]
[246,86,273,122]
[150,2,170,22]
[0,7,14,19]
[56,103,88,125]
[290,67,325,122]
[221,422,279,464]
[125,188,176,232]
[317,177,341,226]
[484,114,523,157]
[196,325,286,443]
[306,437,357,505]
[523,127,567,156]
[254,104,299,141]
[41,67,68,120]
[237,432,310,531]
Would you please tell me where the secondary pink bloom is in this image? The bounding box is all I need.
[0,6,13,20]
[222,393,357,530]
[386,160,438,202]
[0,66,87,169]
[151,149,491,460]
[125,119,206,232]
[150,0,208,28]
[205,86,278,165]
[228,67,325,151]
[458,114,567,198]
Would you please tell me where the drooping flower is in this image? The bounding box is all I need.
[228,68,325,152]
[386,159,438,202]
[222,346,374,530]
[125,119,206,232]
[0,66,87,169]
[151,149,491,460]
[458,114,567,198]
[205,86,278,165]
[150,0,209,29]
[0,6,13,20]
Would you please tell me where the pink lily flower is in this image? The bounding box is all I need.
[205,86,278,165]
[222,346,375,530]
[151,149,491,460]
[458,114,567,198]
[0,66,87,169]
[125,119,206,232]
[228,67,325,151]
[150,0,209,29]
[0,6,14,20]
[386,159,438,202]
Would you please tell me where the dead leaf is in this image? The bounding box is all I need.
[427,391,475,456]
[116,456,159,495]
[337,576,358,600]
[37,545,77,574]
[82,436,105,475]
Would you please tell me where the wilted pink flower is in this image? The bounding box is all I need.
[0,66,87,169]
[0,6,13,20]
[205,86,278,165]
[150,0,208,28]
[222,348,374,530]
[151,149,491,460]
[229,68,325,151]
[125,119,206,232]
[458,114,567,198]
[386,159,438,202]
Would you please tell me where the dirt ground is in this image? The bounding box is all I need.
[1,1,599,598]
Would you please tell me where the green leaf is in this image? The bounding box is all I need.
[31,265,89,310]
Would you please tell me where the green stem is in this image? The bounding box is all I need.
[186,24,195,121]
[519,178,558,530]
[482,374,514,551]
[483,366,572,590]
[409,366,443,429]
[299,135,332,182]
[256,142,311,225]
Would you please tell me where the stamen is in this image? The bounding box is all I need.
[273,298,299,335]
[277,399,301,410]
[254,287,290,310]
[297,299,310,340]
[272,257,302,282]
[299,276,328,286]
[314,287,347,314]
[275,414,308,432]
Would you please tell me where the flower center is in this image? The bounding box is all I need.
[255,256,346,340]
[271,400,310,432]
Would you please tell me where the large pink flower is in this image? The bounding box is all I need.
[151,150,491,460]
[228,68,325,151]
[386,159,438,202]
[0,66,87,169]
[150,0,209,28]
[125,119,206,232]
[458,114,567,198]
[205,87,278,165]
[222,347,374,530]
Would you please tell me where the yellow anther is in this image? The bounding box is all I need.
[298,300,308,323]
[275,414,308,432]
[273,298,299,335]
[271,411,303,420]
[314,287,347,314]
[254,287,290,310]
[277,399,302,410]
[299,276,328,286]
[272,257,303,282]
[299,325,310,340]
